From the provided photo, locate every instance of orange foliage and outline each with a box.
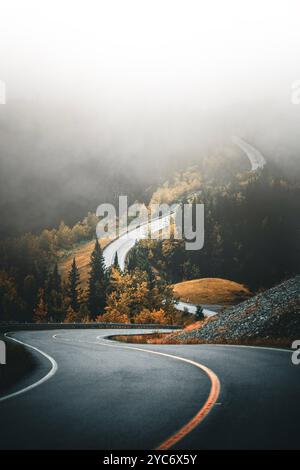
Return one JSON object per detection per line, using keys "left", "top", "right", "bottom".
{"left": 134, "top": 308, "right": 168, "bottom": 324}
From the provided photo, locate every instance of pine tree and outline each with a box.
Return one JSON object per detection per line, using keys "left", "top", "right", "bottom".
{"left": 51, "top": 263, "right": 63, "bottom": 321}
{"left": 88, "top": 239, "right": 107, "bottom": 319}
{"left": 195, "top": 305, "right": 204, "bottom": 321}
{"left": 113, "top": 252, "right": 120, "bottom": 269}
{"left": 68, "top": 258, "right": 81, "bottom": 312}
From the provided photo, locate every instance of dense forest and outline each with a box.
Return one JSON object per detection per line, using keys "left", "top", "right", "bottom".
{"left": 0, "top": 151, "right": 299, "bottom": 323}
{"left": 127, "top": 165, "right": 300, "bottom": 290}
{"left": 0, "top": 211, "right": 182, "bottom": 324}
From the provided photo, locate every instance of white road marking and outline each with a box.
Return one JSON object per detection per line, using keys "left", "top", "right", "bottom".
{"left": 208, "top": 343, "right": 292, "bottom": 354}
{"left": 0, "top": 332, "right": 58, "bottom": 403}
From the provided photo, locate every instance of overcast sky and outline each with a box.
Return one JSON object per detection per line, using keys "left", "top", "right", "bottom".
{"left": 1, "top": 1, "right": 300, "bottom": 109}
{"left": 0, "top": 0, "right": 300, "bottom": 232}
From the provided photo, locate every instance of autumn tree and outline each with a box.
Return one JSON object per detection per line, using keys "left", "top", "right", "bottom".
{"left": 78, "top": 303, "right": 91, "bottom": 323}
{"left": 33, "top": 288, "right": 47, "bottom": 323}
{"left": 103, "top": 268, "right": 147, "bottom": 323}
{"left": 56, "top": 221, "right": 74, "bottom": 249}
{"left": 103, "top": 267, "right": 177, "bottom": 324}
{"left": 134, "top": 308, "right": 167, "bottom": 324}
{"left": 64, "top": 305, "right": 79, "bottom": 323}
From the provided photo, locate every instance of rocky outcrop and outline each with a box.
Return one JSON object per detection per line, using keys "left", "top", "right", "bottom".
{"left": 168, "top": 276, "right": 300, "bottom": 345}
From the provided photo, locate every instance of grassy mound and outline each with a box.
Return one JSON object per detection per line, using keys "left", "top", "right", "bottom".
{"left": 173, "top": 277, "right": 251, "bottom": 305}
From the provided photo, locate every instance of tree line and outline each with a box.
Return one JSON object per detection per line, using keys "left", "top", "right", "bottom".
{"left": 0, "top": 236, "right": 181, "bottom": 325}
{"left": 127, "top": 166, "right": 300, "bottom": 290}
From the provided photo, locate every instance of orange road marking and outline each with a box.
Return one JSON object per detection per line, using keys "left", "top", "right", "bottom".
{"left": 54, "top": 333, "right": 221, "bottom": 450}
{"left": 96, "top": 339, "right": 221, "bottom": 450}
{"left": 155, "top": 357, "right": 220, "bottom": 450}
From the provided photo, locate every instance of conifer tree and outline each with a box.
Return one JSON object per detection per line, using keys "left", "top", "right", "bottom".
{"left": 88, "top": 239, "right": 107, "bottom": 319}
{"left": 68, "top": 258, "right": 81, "bottom": 312}
{"left": 195, "top": 305, "right": 204, "bottom": 321}
{"left": 46, "top": 263, "right": 63, "bottom": 321}
{"left": 113, "top": 252, "right": 120, "bottom": 269}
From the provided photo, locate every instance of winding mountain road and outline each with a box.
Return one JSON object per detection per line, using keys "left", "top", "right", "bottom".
{"left": 103, "top": 213, "right": 172, "bottom": 271}
{"left": 103, "top": 137, "right": 266, "bottom": 316}
{"left": 0, "top": 329, "right": 299, "bottom": 450}
{"left": 0, "top": 140, "right": 277, "bottom": 450}
{"left": 232, "top": 136, "right": 266, "bottom": 171}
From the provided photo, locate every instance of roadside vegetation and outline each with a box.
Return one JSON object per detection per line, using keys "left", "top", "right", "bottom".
{"left": 110, "top": 332, "right": 171, "bottom": 344}
{"left": 0, "top": 231, "right": 189, "bottom": 325}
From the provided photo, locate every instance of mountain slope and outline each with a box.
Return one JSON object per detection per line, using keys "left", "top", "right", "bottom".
{"left": 165, "top": 276, "right": 300, "bottom": 346}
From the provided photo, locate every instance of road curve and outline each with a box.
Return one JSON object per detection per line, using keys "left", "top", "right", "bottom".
{"left": 103, "top": 138, "right": 266, "bottom": 317}
{"left": 102, "top": 211, "right": 218, "bottom": 316}
{"left": 103, "top": 213, "right": 172, "bottom": 271}
{"left": 0, "top": 329, "right": 299, "bottom": 450}
{"left": 232, "top": 136, "right": 266, "bottom": 171}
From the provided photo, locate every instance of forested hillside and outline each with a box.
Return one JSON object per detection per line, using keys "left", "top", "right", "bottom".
{"left": 0, "top": 149, "right": 299, "bottom": 324}
{"left": 127, "top": 165, "right": 300, "bottom": 290}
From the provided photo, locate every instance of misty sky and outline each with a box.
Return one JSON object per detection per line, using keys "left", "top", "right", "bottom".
{"left": 1, "top": 0, "right": 300, "bottom": 233}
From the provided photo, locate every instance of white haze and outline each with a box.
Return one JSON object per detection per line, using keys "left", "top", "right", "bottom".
{"left": 0, "top": 2, "right": 299, "bottom": 91}
{"left": 0, "top": 0, "right": 300, "bottom": 232}
{"left": 1, "top": 1, "right": 300, "bottom": 125}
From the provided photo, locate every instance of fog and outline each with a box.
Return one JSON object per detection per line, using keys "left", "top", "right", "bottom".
{"left": 1, "top": 0, "right": 300, "bottom": 234}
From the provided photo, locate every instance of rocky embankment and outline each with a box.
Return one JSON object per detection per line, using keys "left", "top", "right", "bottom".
{"left": 165, "top": 276, "right": 300, "bottom": 346}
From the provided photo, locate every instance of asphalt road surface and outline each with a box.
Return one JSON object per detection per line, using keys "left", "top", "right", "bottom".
{"left": 0, "top": 329, "right": 299, "bottom": 450}
{"left": 175, "top": 301, "right": 222, "bottom": 317}
{"left": 232, "top": 136, "right": 266, "bottom": 171}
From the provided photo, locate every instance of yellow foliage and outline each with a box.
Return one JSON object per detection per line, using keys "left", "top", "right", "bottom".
{"left": 150, "top": 170, "right": 201, "bottom": 205}
{"left": 33, "top": 289, "right": 47, "bottom": 323}
{"left": 134, "top": 308, "right": 168, "bottom": 324}
{"left": 96, "top": 311, "right": 130, "bottom": 324}
{"left": 64, "top": 306, "right": 79, "bottom": 323}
